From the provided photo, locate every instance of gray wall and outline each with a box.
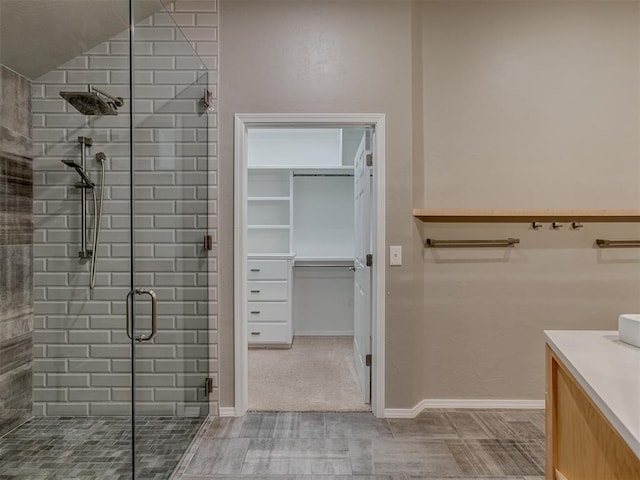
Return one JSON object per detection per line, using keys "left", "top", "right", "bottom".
{"left": 32, "top": 1, "right": 219, "bottom": 416}
{"left": 0, "top": 65, "right": 33, "bottom": 435}
{"left": 219, "top": 0, "right": 640, "bottom": 409}
{"left": 417, "top": 1, "right": 640, "bottom": 401}
{"left": 218, "top": 0, "right": 421, "bottom": 409}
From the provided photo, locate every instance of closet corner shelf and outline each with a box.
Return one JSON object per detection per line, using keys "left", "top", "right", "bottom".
{"left": 412, "top": 209, "right": 640, "bottom": 223}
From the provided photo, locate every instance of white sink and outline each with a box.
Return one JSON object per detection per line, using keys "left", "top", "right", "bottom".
{"left": 619, "top": 314, "right": 640, "bottom": 348}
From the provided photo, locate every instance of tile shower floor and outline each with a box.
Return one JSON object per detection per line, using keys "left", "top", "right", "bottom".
{"left": 0, "top": 416, "right": 204, "bottom": 480}
{"left": 172, "top": 410, "right": 546, "bottom": 480}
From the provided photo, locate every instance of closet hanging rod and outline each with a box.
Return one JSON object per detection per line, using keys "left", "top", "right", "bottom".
{"left": 595, "top": 239, "right": 640, "bottom": 248}
{"left": 426, "top": 238, "right": 520, "bottom": 248}
{"left": 294, "top": 264, "right": 354, "bottom": 268}
{"left": 292, "top": 173, "right": 353, "bottom": 177}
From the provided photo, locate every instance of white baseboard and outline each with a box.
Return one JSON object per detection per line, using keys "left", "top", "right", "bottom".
{"left": 218, "top": 407, "right": 236, "bottom": 417}
{"left": 384, "top": 398, "right": 545, "bottom": 418}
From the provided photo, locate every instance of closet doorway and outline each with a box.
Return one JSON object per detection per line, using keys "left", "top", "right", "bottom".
{"left": 233, "top": 114, "right": 386, "bottom": 417}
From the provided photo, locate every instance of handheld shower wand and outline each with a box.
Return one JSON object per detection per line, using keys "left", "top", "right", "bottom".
{"left": 61, "top": 160, "right": 95, "bottom": 187}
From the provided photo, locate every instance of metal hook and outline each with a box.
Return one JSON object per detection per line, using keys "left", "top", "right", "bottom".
{"left": 571, "top": 222, "right": 583, "bottom": 230}
{"left": 532, "top": 222, "right": 543, "bottom": 230}
{"left": 552, "top": 222, "right": 564, "bottom": 230}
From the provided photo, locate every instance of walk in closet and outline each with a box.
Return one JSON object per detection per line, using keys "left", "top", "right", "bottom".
{"left": 244, "top": 126, "right": 370, "bottom": 411}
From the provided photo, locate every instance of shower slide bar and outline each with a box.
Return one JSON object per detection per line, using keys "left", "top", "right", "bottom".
{"left": 595, "top": 239, "right": 640, "bottom": 248}
{"left": 77, "top": 136, "right": 92, "bottom": 258}
{"left": 426, "top": 238, "right": 520, "bottom": 248}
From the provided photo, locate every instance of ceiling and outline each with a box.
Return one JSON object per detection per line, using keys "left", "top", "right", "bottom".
{"left": 0, "top": 0, "right": 168, "bottom": 79}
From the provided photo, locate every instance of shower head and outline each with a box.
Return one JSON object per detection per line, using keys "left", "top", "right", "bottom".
{"left": 60, "top": 86, "right": 124, "bottom": 116}
{"left": 62, "top": 160, "right": 95, "bottom": 187}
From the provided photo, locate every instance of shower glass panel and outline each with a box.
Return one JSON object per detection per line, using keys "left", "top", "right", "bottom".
{"left": 2, "top": 0, "right": 138, "bottom": 475}
{"left": 0, "top": 0, "right": 209, "bottom": 478}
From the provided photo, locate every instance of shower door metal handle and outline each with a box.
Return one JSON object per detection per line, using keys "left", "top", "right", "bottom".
{"left": 126, "top": 288, "right": 158, "bottom": 342}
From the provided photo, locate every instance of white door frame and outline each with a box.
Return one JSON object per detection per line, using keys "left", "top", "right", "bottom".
{"left": 233, "top": 113, "right": 386, "bottom": 417}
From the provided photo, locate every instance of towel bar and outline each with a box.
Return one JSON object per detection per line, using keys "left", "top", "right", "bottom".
{"left": 426, "top": 238, "right": 520, "bottom": 248}
{"left": 595, "top": 239, "right": 640, "bottom": 248}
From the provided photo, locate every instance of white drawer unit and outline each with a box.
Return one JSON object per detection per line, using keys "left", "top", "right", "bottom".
{"left": 247, "top": 323, "right": 291, "bottom": 345}
{"left": 247, "top": 302, "right": 289, "bottom": 322}
{"left": 248, "top": 260, "right": 288, "bottom": 280}
{"left": 246, "top": 255, "right": 294, "bottom": 346}
{"left": 247, "top": 281, "right": 288, "bottom": 301}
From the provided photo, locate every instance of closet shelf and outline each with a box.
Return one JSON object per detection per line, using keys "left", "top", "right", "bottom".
{"left": 248, "top": 196, "right": 290, "bottom": 202}
{"left": 247, "top": 225, "right": 290, "bottom": 229}
{"left": 249, "top": 166, "right": 354, "bottom": 172}
{"left": 294, "top": 256, "right": 354, "bottom": 263}
{"left": 248, "top": 252, "right": 296, "bottom": 259}
{"left": 412, "top": 209, "right": 640, "bottom": 223}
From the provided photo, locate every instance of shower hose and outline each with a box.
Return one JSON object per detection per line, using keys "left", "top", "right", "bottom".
{"left": 89, "top": 157, "right": 106, "bottom": 289}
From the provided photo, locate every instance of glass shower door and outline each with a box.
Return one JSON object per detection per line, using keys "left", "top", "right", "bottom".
{"left": 129, "top": 4, "right": 210, "bottom": 477}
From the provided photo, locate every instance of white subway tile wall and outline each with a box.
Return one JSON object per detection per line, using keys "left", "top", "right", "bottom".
{"left": 32, "top": 1, "right": 218, "bottom": 417}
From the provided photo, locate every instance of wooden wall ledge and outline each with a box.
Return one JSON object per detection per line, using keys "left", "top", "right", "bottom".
{"left": 412, "top": 209, "right": 640, "bottom": 223}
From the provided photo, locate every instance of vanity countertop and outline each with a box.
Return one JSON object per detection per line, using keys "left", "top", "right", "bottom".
{"left": 545, "top": 330, "right": 640, "bottom": 458}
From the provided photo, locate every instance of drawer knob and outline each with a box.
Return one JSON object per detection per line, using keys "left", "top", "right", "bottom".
{"left": 250, "top": 268, "right": 261, "bottom": 272}
{"left": 250, "top": 311, "right": 260, "bottom": 314}
{"left": 251, "top": 331, "right": 261, "bottom": 335}
{"left": 250, "top": 290, "right": 260, "bottom": 294}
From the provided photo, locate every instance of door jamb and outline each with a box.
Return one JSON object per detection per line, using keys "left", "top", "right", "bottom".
{"left": 233, "top": 113, "right": 386, "bottom": 417}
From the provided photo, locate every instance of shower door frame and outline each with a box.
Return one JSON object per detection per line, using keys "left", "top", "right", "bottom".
{"left": 127, "top": 1, "right": 138, "bottom": 475}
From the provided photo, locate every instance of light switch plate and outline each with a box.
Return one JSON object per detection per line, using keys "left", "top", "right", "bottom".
{"left": 390, "top": 245, "right": 402, "bottom": 266}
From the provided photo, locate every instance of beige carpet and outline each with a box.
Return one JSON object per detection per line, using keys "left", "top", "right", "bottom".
{"left": 248, "top": 336, "right": 370, "bottom": 412}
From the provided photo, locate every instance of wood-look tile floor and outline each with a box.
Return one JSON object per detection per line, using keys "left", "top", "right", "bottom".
{"left": 172, "top": 410, "right": 545, "bottom": 480}
{"left": 0, "top": 416, "right": 204, "bottom": 479}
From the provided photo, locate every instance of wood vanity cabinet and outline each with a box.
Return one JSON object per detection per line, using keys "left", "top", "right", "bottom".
{"left": 546, "top": 346, "right": 640, "bottom": 480}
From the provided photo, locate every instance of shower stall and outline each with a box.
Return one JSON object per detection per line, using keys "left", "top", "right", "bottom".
{"left": 0, "top": 0, "right": 215, "bottom": 478}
